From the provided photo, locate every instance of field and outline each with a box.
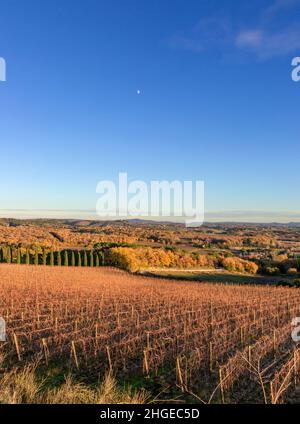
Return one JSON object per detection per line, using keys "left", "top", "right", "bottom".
{"left": 141, "top": 269, "right": 288, "bottom": 285}
{"left": 1, "top": 264, "right": 300, "bottom": 404}
{"left": 1, "top": 220, "right": 300, "bottom": 283}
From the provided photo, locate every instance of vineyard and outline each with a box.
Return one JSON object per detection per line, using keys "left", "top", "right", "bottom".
{"left": 0, "top": 264, "right": 300, "bottom": 404}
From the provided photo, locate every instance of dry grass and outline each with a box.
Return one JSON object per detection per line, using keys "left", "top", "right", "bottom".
{"left": 44, "top": 372, "right": 148, "bottom": 404}
{"left": 0, "top": 367, "right": 147, "bottom": 404}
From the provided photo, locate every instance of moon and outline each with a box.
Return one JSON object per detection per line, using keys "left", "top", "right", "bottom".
{"left": 137, "top": 90, "right": 141, "bottom": 95}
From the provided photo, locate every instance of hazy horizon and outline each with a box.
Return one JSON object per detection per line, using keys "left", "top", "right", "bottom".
{"left": 1, "top": 208, "right": 300, "bottom": 224}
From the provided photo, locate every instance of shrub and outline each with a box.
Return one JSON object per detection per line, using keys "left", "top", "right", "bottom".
{"left": 276, "top": 281, "right": 293, "bottom": 288}
{"left": 265, "top": 266, "right": 280, "bottom": 275}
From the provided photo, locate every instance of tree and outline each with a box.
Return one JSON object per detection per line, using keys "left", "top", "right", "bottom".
{"left": 26, "top": 249, "right": 30, "bottom": 265}
{"left": 71, "top": 251, "right": 75, "bottom": 267}
{"left": 64, "top": 251, "right": 69, "bottom": 266}
{"left": 34, "top": 251, "right": 39, "bottom": 265}
{"left": 16, "top": 249, "right": 21, "bottom": 265}
{"left": 89, "top": 251, "right": 94, "bottom": 267}
{"left": 221, "top": 257, "right": 258, "bottom": 274}
{"left": 6, "top": 246, "right": 12, "bottom": 264}
{"left": 1, "top": 247, "right": 6, "bottom": 262}
{"left": 99, "top": 252, "right": 104, "bottom": 266}
{"left": 77, "top": 251, "right": 82, "bottom": 267}
{"left": 50, "top": 251, "right": 54, "bottom": 266}
{"left": 83, "top": 251, "right": 88, "bottom": 267}
{"left": 57, "top": 252, "right": 61, "bottom": 266}
{"left": 43, "top": 250, "right": 47, "bottom": 266}
{"left": 95, "top": 254, "right": 100, "bottom": 267}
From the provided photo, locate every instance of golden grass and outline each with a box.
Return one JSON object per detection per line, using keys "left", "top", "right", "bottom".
{"left": 0, "top": 366, "right": 148, "bottom": 404}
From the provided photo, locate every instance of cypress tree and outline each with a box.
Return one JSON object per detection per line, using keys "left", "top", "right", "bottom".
{"left": 3, "top": 246, "right": 8, "bottom": 262}
{"left": 43, "top": 250, "right": 47, "bottom": 266}
{"left": 89, "top": 251, "right": 94, "bottom": 267}
{"left": 77, "top": 251, "right": 82, "bottom": 267}
{"left": 16, "top": 249, "right": 21, "bottom": 264}
{"left": 71, "top": 251, "right": 75, "bottom": 267}
{"left": 2, "top": 247, "right": 6, "bottom": 262}
{"left": 83, "top": 250, "right": 88, "bottom": 267}
{"left": 64, "top": 251, "right": 69, "bottom": 266}
{"left": 6, "top": 246, "right": 12, "bottom": 264}
{"left": 95, "top": 254, "right": 100, "bottom": 267}
{"left": 3, "top": 247, "right": 7, "bottom": 262}
{"left": 57, "top": 251, "right": 62, "bottom": 266}
{"left": 34, "top": 251, "right": 39, "bottom": 265}
{"left": 99, "top": 252, "right": 104, "bottom": 266}
{"left": 50, "top": 251, "right": 54, "bottom": 266}
{"left": 26, "top": 249, "right": 30, "bottom": 265}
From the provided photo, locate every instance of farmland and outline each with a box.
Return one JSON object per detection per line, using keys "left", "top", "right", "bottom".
{"left": 1, "top": 219, "right": 300, "bottom": 284}
{"left": 0, "top": 264, "right": 300, "bottom": 404}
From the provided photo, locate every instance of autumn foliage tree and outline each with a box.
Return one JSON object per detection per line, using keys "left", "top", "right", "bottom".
{"left": 221, "top": 257, "right": 258, "bottom": 274}
{"left": 109, "top": 247, "right": 218, "bottom": 273}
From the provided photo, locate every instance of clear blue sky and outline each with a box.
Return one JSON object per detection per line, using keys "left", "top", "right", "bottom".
{"left": 0, "top": 0, "right": 300, "bottom": 221}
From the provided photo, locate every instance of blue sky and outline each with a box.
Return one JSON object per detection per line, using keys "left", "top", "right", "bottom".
{"left": 0, "top": 0, "right": 300, "bottom": 221}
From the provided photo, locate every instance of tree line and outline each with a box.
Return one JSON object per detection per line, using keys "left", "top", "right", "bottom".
{"left": 0, "top": 246, "right": 104, "bottom": 267}
{"left": 109, "top": 246, "right": 259, "bottom": 274}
